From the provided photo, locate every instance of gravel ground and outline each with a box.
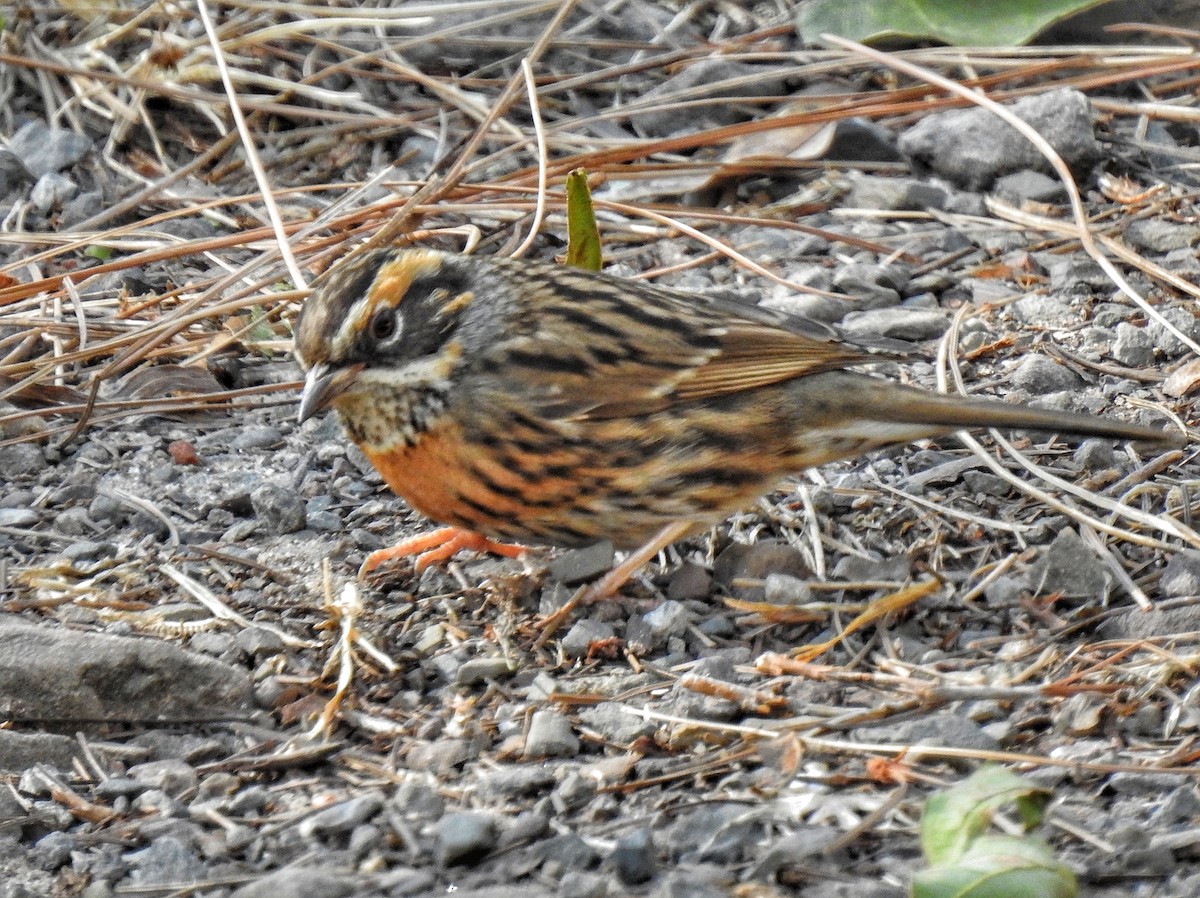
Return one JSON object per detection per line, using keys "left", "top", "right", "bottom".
{"left": 2, "top": 4, "right": 1200, "bottom": 897}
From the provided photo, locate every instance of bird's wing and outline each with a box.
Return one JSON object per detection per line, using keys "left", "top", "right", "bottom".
{"left": 482, "top": 273, "right": 888, "bottom": 421}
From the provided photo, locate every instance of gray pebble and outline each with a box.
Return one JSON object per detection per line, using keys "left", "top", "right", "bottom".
{"left": 61, "top": 541, "right": 115, "bottom": 562}
{"left": 624, "top": 616, "right": 662, "bottom": 655}
{"left": 250, "top": 483, "right": 306, "bottom": 533}
{"left": 548, "top": 540, "right": 615, "bottom": 585}
{"left": 631, "top": 59, "right": 786, "bottom": 137}
{"left": 845, "top": 175, "right": 948, "bottom": 211}
{"left": 640, "top": 600, "right": 690, "bottom": 641}
{"left": 561, "top": 619, "right": 616, "bottom": 660}
{"left": 0, "top": 149, "right": 29, "bottom": 194}
{"left": 435, "top": 811, "right": 498, "bottom": 866}
{"left": 232, "top": 426, "right": 284, "bottom": 450}
{"left": 967, "top": 278, "right": 1015, "bottom": 305}
{"left": 478, "top": 766, "right": 557, "bottom": 801}
{"left": 832, "top": 552, "right": 911, "bottom": 582}
{"left": 1125, "top": 219, "right": 1200, "bottom": 253}
{"left": 1160, "top": 551, "right": 1200, "bottom": 597}
{"left": 52, "top": 506, "right": 94, "bottom": 536}
{"left": 0, "top": 488, "right": 37, "bottom": 508}
{"left": 8, "top": 121, "right": 92, "bottom": 178}
{"left": 957, "top": 330, "right": 991, "bottom": 354}
{"left": 222, "top": 520, "right": 259, "bottom": 542}
{"left": 0, "top": 444, "right": 46, "bottom": 479}
{"left": 762, "top": 572, "right": 812, "bottom": 604}
{"left": 1147, "top": 307, "right": 1200, "bottom": 357}
{"left": 1044, "top": 256, "right": 1110, "bottom": 291}
{"left": 840, "top": 307, "right": 949, "bottom": 341}
{"left": 298, "top": 793, "right": 383, "bottom": 837}
{"left": 979, "top": 571, "right": 1027, "bottom": 607}
{"left": 750, "top": 828, "right": 839, "bottom": 878}
{"left": 611, "top": 828, "right": 657, "bottom": 885}
{"left": 59, "top": 189, "right": 104, "bottom": 228}
{"left": 535, "top": 832, "right": 601, "bottom": 877}
{"left": 832, "top": 263, "right": 907, "bottom": 304}
{"left": 235, "top": 627, "right": 286, "bottom": 657}
{"left": 1111, "top": 322, "right": 1154, "bottom": 367}
{"left": 1009, "top": 355, "right": 1083, "bottom": 394}
{"left": 230, "top": 866, "right": 359, "bottom": 898}
{"left": 347, "top": 822, "right": 381, "bottom": 859}
{"left": 393, "top": 779, "right": 444, "bottom": 821}
{"left": 994, "top": 169, "right": 1066, "bottom": 203}
{"left": 305, "top": 510, "right": 341, "bottom": 532}
{"left": 653, "top": 868, "right": 729, "bottom": 898}
{"left": 7, "top": 744, "right": 70, "bottom": 785}
{"left": 1011, "top": 295, "right": 1078, "bottom": 328}
{"left": 124, "top": 835, "right": 206, "bottom": 885}
{"left": 130, "top": 788, "right": 187, "bottom": 817}
{"left": 380, "top": 868, "right": 438, "bottom": 896}
{"left": 0, "top": 508, "right": 38, "bottom": 527}
{"left": 667, "top": 660, "right": 741, "bottom": 722}
{"left": 712, "top": 540, "right": 809, "bottom": 601}
{"left": 88, "top": 493, "right": 129, "bottom": 524}
{"left": 30, "top": 173, "right": 77, "bottom": 212}
{"left": 961, "top": 471, "right": 1011, "bottom": 497}
{"left": 577, "top": 702, "right": 658, "bottom": 745}
{"left": 1151, "top": 786, "right": 1200, "bottom": 825}
{"left": 1029, "top": 528, "right": 1110, "bottom": 598}
{"left": 666, "top": 562, "right": 711, "bottom": 601}
{"left": 856, "top": 710, "right": 999, "bottom": 751}
{"left": 1092, "top": 302, "right": 1134, "bottom": 327}
{"left": 557, "top": 871, "right": 609, "bottom": 898}
{"left": 1073, "top": 438, "right": 1118, "bottom": 471}
{"left": 827, "top": 118, "right": 902, "bottom": 162}
{"left": 30, "top": 831, "right": 75, "bottom": 870}
{"left": 404, "top": 740, "right": 466, "bottom": 776}
{"left": 126, "top": 760, "right": 198, "bottom": 798}
{"left": 456, "top": 657, "right": 516, "bottom": 686}
{"left": 761, "top": 292, "right": 847, "bottom": 323}
{"left": 220, "top": 788, "right": 268, "bottom": 823}
{"left": 523, "top": 709, "right": 580, "bottom": 759}
{"left": 95, "top": 777, "right": 145, "bottom": 800}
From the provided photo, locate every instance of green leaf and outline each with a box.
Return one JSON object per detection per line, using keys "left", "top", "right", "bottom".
{"left": 920, "top": 766, "right": 1051, "bottom": 865}
{"left": 247, "top": 305, "right": 276, "bottom": 345}
{"left": 798, "top": 0, "right": 1115, "bottom": 47}
{"left": 564, "top": 168, "right": 602, "bottom": 271}
{"left": 83, "top": 245, "right": 113, "bottom": 260}
{"left": 912, "top": 834, "right": 1076, "bottom": 898}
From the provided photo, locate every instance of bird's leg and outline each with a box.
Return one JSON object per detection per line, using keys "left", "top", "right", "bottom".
{"left": 359, "top": 526, "right": 527, "bottom": 579}
{"left": 535, "top": 520, "right": 698, "bottom": 639}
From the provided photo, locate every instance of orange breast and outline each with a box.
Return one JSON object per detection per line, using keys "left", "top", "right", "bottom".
{"left": 362, "top": 421, "right": 465, "bottom": 521}
{"left": 360, "top": 418, "right": 542, "bottom": 539}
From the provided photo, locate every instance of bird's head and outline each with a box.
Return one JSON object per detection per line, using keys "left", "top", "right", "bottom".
{"left": 294, "top": 247, "right": 476, "bottom": 426}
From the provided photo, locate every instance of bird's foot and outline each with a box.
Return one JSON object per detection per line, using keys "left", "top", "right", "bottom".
{"left": 359, "top": 526, "right": 527, "bottom": 579}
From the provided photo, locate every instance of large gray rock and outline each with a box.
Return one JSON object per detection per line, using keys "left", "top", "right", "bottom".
{"left": 900, "top": 89, "right": 1100, "bottom": 190}
{"left": 0, "top": 622, "right": 254, "bottom": 726}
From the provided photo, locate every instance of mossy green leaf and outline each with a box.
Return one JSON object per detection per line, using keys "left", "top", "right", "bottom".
{"left": 564, "top": 168, "right": 602, "bottom": 271}
{"left": 912, "top": 834, "right": 1076, "bottom": 898}
{"left": 921, "top": 766, "right": 1051, "bottom": 865}
{"left": 798, "top": 0, "right": 1114, "bottom": 47}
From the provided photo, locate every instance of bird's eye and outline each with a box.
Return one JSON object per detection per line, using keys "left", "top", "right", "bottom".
{"left": 370, "top": 308, "right": 399, "bottom": 342}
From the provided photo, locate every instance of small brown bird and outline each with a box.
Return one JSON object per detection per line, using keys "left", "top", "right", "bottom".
{"left": 295, "top": 248, "right": 1178, "bottom": 597}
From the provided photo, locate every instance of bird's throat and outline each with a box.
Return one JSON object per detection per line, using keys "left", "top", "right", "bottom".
{"left": 337, "top": 383, "right": 449, "bottom": 454}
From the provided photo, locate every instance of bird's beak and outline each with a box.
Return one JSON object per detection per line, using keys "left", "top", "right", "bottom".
{"left": 298, "top": 362, "right": 363, "bottom": 423}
